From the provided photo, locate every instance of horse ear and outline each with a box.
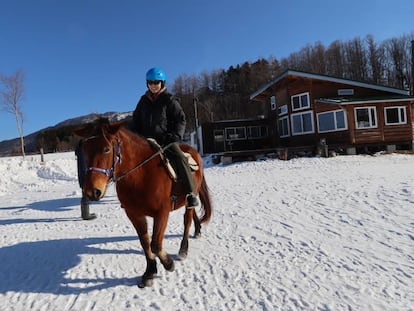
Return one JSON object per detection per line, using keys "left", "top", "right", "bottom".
{"left": 73, "top": 123, "right": 94, "bottom": 138}
{"left": 107, "top": 120, "right": 125, "bottom": 135}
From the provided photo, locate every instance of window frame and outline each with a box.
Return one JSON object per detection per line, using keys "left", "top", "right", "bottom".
{"left": 291, "top": 92, "right": 310, "bottom": 111}
{"left": 354, "top": 107, "right": 378, "bottom": 129}
{"left": 290, "top": 111, "right": 314, "bottom": 136}
{"left": 225, "top": 127, "right": 246, "bottom": 141}
{"left": 213, "top": 129, "right": 224, "bottom": 142}
{"left": 317, "top": 109, "right": 348, "bottom": 133}
{"left": 384, "top": 106, "right": 407, "bottom": 125}
{"left": 278, "top": 116, "right": 290, "bottom": 138}
{"left": 247, "top": 125, "right": 268, "bottom": 139}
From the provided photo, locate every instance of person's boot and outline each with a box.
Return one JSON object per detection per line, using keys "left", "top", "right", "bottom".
{"left": 81, "top": 196, "right": 97, "bottom": 220}
{"left": 186, "top": 193, "right": 200, "bottom": 209}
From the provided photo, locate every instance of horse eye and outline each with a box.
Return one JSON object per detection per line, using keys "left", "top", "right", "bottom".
{"left": 103, "top": 146, "right": 111, "bottom": 154}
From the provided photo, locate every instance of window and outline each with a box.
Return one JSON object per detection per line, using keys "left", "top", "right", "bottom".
{"left": 291, "top": 92, "right": 310, "bottom": 111}
{"left": 355, "top": 107, "right": 377, "bottom": 129}
{"left": 385, "top": 106, "right": 406, "bottom": 125}
{"left": 247, "top": 126, "right": 268, "bottom": 139}
{"left": 317, "top": 110, "right": 347, "bottom": 133}
{"left": 225, "top": 127, "right": 246, "bottom": 140}
{"left": 291, "top": 111, "right": 314, "bottom": 135}
{"left": 270, "top": 96, "right": 276, "bottom": 110}
{"left": 278, "top": 116, "right": 290, "bottom": 137}
{"left": 278, "top": 104, "right": 288, "bottom": 116}
{"left": 213, "top": 130, "right": 224, "bottom": 142}
{"left": 338, "top": 89, "right": 354, "bottom": 96}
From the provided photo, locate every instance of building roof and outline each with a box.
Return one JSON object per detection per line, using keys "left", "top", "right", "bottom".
{"left": 316, "top": 95, "right": 414, "bottom": 105}
{"left": 250, "top": 69, "right": 410, "bottom": 101}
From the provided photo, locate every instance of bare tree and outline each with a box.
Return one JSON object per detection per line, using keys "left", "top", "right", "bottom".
{"left": 0, "top": 69, "right": 26, "bottom": 157}
{"left": 366, "top": 35, "right": 384, "bottom": 84}
{"left": 325, "top": 40, "right": 344, "bottom": 77}
{"left": 344, "top": 37, "right": 368, "bottom": 81}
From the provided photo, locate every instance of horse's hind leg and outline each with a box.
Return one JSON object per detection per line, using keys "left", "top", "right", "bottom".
{"left": 179, "top": 208, "right": 194, "bottom": 259}
{"left": 193, "top": 211, "right": 201, "bottom": 238}
{"left": 126, "top": 211, "right": 157, "bottom": 288}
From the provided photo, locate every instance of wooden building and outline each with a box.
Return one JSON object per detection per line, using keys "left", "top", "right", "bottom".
{"left": 196, "top": 118, "right": 274, "bottom": 160}
{"left": 250, "top": 70, "right": 414, "bottom": 155}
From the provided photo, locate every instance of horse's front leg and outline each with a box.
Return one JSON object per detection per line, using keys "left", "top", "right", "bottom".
{"left": 139, "top": 231, "right": 158, "bottom": 288}
{"left": 125, "top": 210, "right": 157, "bottom": 288}
{"left": 179, "top": 208, "right": 194, "bottom": 259}
{"left": 151, "top": 211, "right": 174, "bottom": 272}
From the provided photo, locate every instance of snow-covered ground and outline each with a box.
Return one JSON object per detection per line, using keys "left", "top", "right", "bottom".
{"left": 0, "top": 151, "right": 413, "bottom": 310}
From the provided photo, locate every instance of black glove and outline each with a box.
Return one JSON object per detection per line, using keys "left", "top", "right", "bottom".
{"left": 164, "top": 133, "right": 179, "bottom": 144}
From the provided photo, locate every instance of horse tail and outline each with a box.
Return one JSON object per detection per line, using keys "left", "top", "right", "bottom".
{"left": 198, "top": 175, "right": 212, "bottom": 224}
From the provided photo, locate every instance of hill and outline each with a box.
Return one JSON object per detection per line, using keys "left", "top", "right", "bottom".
{"left": 0, "top": 111, "right": 132, "bottom": 156}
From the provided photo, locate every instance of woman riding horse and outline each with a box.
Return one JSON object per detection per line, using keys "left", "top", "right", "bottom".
{"left": 75, "top": 117, "right": 212, "bottom": 287}
{"left": 131, "top": 67, "right": 199, "bottom": 208}
{"left": 74, "top": 67, "right": 212, "bottom": 287}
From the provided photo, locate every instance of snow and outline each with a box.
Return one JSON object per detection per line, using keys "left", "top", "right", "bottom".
{"left": 0, "top": 151, "right": 413, "bottom": 310}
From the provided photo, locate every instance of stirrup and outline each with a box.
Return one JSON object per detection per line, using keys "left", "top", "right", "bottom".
{"left": 186, "top": 193, "right": 199, "bottom": 209}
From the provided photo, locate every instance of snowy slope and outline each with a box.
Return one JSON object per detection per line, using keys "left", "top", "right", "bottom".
{"left": 0, "top": 152, "right": 413, "bottom": 310}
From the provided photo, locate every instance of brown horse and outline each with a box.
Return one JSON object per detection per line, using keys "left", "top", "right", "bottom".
{"left": 74, "top": 117, "right": 212, "bottom": 288}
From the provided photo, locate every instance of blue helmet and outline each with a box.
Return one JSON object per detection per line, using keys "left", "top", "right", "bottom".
{"left": 146, "top": 67, "right": 166, "bottom": 81}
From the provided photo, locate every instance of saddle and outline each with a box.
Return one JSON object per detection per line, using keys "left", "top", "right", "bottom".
{"left": 147, "top": 138, "right": 199, "bottom": 181}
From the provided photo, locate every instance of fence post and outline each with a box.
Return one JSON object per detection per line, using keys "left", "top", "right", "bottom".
{"left": 40, "top": 148, "right": 45, "bottom": 165}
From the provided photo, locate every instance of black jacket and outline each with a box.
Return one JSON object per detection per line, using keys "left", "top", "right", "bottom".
{"left": 132, "top": 91, "right": 186, "bottom": 145}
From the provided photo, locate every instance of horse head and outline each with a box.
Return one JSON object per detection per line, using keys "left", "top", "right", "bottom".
{"left": 74, "top": 117, "right": 124, "bottom": 201}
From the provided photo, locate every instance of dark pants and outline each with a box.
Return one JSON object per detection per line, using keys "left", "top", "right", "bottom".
{"left": 75, "top": 141, "right": 96, "bottom": 219}
{"left": 164, "top": 143, "right": 195, "bottom": 194}
{"left": 75, "top": 142, "right": 87, "bottom": 188}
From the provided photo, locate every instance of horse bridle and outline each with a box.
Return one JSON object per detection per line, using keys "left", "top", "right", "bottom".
{"left": 84, "top": 135, "right": 170, "bottom": 183}
{"left": 86, "top": 136, "right": 122, "bottom": 182}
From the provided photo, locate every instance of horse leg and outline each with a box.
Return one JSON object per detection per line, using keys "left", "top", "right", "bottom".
{"left": 179, "top": 208, "right": 194, "bottom": 259}
{"left": 138, "top": 232, "right": 158, "bottom": 288}
{"left": 193, "top": 211, "right": 201, "bottom": 239}
{"left": 151, "top": 211, "right": 175, "bottom": 272}
{"left": 126, "top": 211, "right": 157, "bottom": 288}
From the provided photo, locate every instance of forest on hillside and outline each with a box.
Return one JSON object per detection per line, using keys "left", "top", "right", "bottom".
{"left": 172, "top": 33, "right": 414, "bottom": 131}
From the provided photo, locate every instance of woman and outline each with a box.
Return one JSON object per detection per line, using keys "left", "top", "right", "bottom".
{"left": 131, "top": 67, "right": 199, "bottom": 208}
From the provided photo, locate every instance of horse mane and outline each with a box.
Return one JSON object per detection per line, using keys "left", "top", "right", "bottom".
{"left": 74, "top": 115, "right": 127, "bottom": 139}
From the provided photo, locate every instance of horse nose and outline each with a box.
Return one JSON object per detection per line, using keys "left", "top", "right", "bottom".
{"left": 93, "top": 188, "right": 102, "bottom": 200}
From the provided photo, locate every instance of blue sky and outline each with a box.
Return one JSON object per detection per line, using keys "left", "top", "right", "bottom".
{"left": 1, "top": 0, "right": 413, "bottom": 142}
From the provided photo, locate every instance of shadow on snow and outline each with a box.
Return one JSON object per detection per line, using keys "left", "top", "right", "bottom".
{"left": 0, "top": 197, "right": 82, "bottom": 213}
{"left": 0, "top": 196, "right": 119, "bottom": 225}
{"left": 0, "top": 236, "right": 142, "bottom": 294}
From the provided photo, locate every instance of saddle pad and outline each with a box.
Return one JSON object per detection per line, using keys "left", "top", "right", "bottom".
{"left": 184, "top": 152, "right": 199, "bottom": 171}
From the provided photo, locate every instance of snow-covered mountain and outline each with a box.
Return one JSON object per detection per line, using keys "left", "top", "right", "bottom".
{"left": 0, "top": 111, "right": 133, "bottom": 156}
{"left": 53, "top": 111, "right": 133, "bottom": 128}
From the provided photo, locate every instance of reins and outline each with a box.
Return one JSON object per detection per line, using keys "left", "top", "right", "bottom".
{"left": 114, "top": 141, "right": 175, "bottom": 182}
{"left": 86, "top": 134, "right": 174, "bottom": 183}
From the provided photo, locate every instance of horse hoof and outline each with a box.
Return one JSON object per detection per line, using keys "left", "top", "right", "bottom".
{"left": 193, "top": 232, "right": 201, "bottom": 239}
{"left": 138, "top": 277, "right": 154, "bottom": 288}
{"left": 165, "top": 260, "right": 175, "bottom": 272}
{"left": 178, "top": 251, "right": 187, "bottom": 260}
